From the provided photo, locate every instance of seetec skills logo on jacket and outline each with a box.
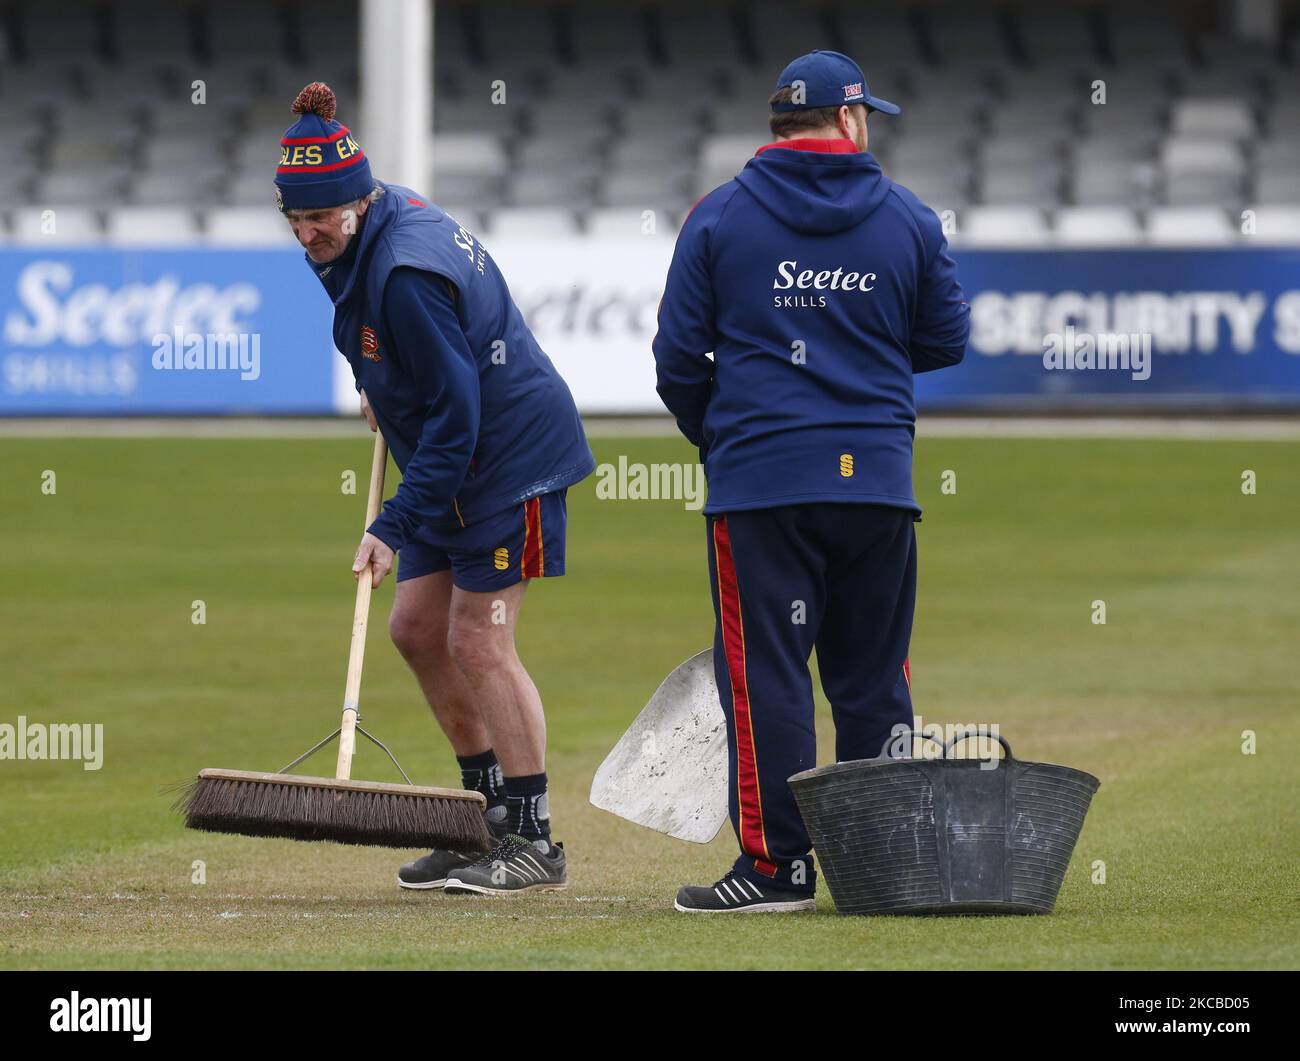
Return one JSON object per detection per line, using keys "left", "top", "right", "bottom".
{"left": 772, "top": 258, "right": 879, "bottom": 308}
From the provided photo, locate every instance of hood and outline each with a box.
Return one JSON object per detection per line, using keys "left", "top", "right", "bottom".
{"left": 733, "top": 140, "right": 894, "bottom": 236}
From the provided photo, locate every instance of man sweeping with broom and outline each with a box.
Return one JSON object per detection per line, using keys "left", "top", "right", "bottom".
{"left": 273, "top": 83, "right": 594, "bottom": 894}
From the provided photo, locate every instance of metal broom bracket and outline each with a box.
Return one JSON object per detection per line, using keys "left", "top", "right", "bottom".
{"left": 278, "top": 729, "right": 343, "bottom": 773}
{"left": 354, "top": 725, "right": 414, "bottom": 785}
{"left": 276, "top": 722, "right": 414, "bottom": 785}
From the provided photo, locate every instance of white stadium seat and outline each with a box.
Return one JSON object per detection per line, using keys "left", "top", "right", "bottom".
{"left": 1169, "top": 98, "right": 1257, "bottom": 140}
{"left": 1255, "top": 172, "right": 1300, "bottom": 205}
{"left": 8, "top": 206, "right": 104, "bottom": 244}
{"left": 487, "top": 208, "right": 580, "bottom": 239}
{"left": 1146, "top": 207, "right": 1238, "bottom": 246}
{"left": 1242, "top": 206, "right": 1300, "bottom": 245}
{"left": 1053, "top": 207, "right": 1145, "bottom": 247}
{"left": 954, "top": 207, "right": 1051, "bottom": 247}
{"left": 585, "top": 208, "right": 676, "bottom": 239}
{"left": 105, "top": 207, "right": 202, "bottom": 245}
{"left": 431, "top": 134, "right": 510, "bottom": 178}
{"left": 1160, "top": 139, "right": 1248, "bottom": 205}
{"left": 1160, "top": 138, "right": 1245, "bottom": 176}
{"left": 203, "top": 207, "right": 299, "bottom": 246}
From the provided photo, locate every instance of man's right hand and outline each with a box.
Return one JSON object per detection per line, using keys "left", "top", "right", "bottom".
{"left": 359, "top": 388, "right": 378, "bottom": 432}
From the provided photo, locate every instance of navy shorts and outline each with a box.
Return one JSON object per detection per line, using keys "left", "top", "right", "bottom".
{"left": 396, "top": 489, "right": 568, "bottom": 593}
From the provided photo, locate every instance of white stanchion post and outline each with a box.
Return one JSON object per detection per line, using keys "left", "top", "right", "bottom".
{"left": 359, "top": 0, "right": 432, "bottom": 194}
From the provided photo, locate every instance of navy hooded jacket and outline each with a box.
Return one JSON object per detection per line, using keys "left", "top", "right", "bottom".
{"left": 653, "top": 138, "right": 969, "bottom": 515}
{"left": 311, "top": 183, "right": 595, "bottom": 551}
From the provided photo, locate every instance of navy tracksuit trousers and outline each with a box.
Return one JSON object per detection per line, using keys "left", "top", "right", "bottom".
{"left": 706, "top": 503, "right": 917, "bottom": 894}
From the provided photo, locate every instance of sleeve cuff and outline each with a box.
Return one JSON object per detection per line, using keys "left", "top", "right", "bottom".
{"left": 366, "top": 511, "right": 408, "bottom": 554}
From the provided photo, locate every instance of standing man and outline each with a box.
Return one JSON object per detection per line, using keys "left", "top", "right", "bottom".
{"left": 275, "top": 83, "right": 594, "bottom": 894}
{"left": 654, "top": 51, "right": 968, "bottom": 913}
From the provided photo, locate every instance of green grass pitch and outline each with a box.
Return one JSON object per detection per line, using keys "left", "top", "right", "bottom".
{"left": 0, "top": 431, "right": 1296, "bottom": 969}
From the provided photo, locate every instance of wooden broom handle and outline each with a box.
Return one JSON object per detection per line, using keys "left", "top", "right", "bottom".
{"left": 336, "top": 432, "right": 389, "bottom": 782}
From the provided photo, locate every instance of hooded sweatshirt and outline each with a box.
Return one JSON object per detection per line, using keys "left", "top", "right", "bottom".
{"left": 311, "top": 182, "right": 595, "bottom": 551}
{"left": 653, "top": 139, "right": 969, "bottom": 515}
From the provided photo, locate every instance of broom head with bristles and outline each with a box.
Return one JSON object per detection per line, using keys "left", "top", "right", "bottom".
{"left": 175, "top": 769, "right": 492, "bottom": 851}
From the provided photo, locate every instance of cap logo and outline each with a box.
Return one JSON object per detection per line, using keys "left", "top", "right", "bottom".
{"left": 360, "top": 325, "right": 381, "bottom": 361}
{"left": 843, "top": 82, "right": 864, "bottom": 101}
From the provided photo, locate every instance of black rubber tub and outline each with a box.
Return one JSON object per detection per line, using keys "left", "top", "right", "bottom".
{"left": 788, "top": 732, "right": 1100, "bottom": 915}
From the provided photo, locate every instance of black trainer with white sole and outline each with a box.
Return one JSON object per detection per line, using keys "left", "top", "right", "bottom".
{"left": 398, "top": 848, "right": 481, "bottom": 890}
{"left": 443, "top": 834, "right": 567, "bottom": 895}
{"left": 674, "top": 871, "right": 816, "bottom": 913}
{"left": 397, "top": 803, "right": 511, "bottom": 890}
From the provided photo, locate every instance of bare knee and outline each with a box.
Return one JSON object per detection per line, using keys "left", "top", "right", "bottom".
{"left": 388, "top": 606, "right": 449, "bottom": 663}
{"left": 447, "top": 613, "right": 515, "bottom": 678}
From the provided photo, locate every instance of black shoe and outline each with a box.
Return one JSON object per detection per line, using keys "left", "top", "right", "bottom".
{"left": 397, "top": 847, "right": 482, "bottom": 890}
{"left": 443, "top": 834, "right": 567, "bottom": 895}
{"left": 674, "top": 871, "right": 815, "bottom": 914}
{"left": 396, "top": 802, "right": 510, "bottom": 890}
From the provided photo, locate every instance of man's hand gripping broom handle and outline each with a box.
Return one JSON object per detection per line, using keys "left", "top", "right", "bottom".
{"left": 336, "top": 432, "right": 388, "bottom": 782}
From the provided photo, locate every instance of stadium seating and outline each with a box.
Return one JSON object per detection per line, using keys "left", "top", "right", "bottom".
{"left": 952, "top": 207, "right": 1052, "bottom": 247}
{"left": 203, "top": 206, "right": 300, "bottom": 245}
{"left": 585, "top": 206, "right": 676, "bottom": 238}
{"left": 1053, "top": 206, "right": 1145, "bottom": 245}
{"left": 1146, "top": 206, "right": 1239, "bottom": 245}
{"left": 105, "top": 206, "right": 203, "bottom": 244}
{"left": 484, "top": 207, "right": 580, "bottom": 237}
{"left": 0, "top": 0, "right": 1295, "bottom": 247}
{"left": 8, "top": 205, "right": 104, "bottom": 244}
{"left": 1245, "top": 205, "right": 1300, "bottom": 243}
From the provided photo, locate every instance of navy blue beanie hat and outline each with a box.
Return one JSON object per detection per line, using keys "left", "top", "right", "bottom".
{"left": 274, "top": 82, "right": 373, "bottom": 210}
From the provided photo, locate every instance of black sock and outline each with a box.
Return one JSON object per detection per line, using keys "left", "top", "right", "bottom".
{"left": 457, "top": 750, "right": 504, "bottom": 806}
{"left": 503, "top": 772, "right": 550, "bottom": 842}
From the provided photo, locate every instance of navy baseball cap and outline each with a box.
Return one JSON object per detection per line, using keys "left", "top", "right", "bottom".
{"left": 771, "top": 49, "right": 900, "bottom": 115}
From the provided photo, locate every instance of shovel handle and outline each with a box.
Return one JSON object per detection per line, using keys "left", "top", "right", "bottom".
{"left": 336, "top": 432, "right": 389, "bottom": 782}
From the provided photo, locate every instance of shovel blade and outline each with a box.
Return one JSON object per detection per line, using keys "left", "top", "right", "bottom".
{"left": 590, "top": 649, "right": 729, "bottom": 843}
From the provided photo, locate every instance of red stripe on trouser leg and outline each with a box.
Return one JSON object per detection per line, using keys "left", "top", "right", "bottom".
{"left": 712, "top": 517, "right": 772, "bottom": 867}
{"left": 521, "top": 497, "right": 542, "bottom": 577}
{"left": 903, "top": 656, "right": 911, "bottom": 691}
